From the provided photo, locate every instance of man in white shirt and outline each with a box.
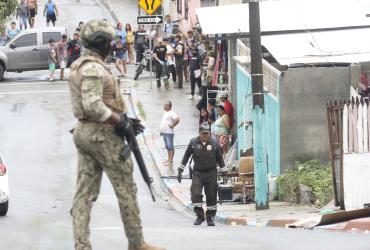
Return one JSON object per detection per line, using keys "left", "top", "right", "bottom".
{"left": 160, "top": 100, "right": 180, "bottom": 165}
{"left": 164, "top": 38, "right": 176, "bottom": 85}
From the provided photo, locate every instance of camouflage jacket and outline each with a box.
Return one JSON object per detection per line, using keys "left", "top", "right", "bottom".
{"left": 68, "top": 49, "right": 126, "bottom": 122}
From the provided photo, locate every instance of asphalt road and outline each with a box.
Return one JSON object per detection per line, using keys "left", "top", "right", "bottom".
{"left": 1, "top": 73, "right": 370, "bottom": 250}
{"left": 0, "top": 0, "right": 369, "bottom": 249}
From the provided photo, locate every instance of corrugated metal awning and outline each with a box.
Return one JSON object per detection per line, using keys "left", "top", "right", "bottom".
{"left": 196, "top": 0, "right": 370, "bottom": 36}
{"left": 261, "top": 28, "right": 370, "bottom": 65}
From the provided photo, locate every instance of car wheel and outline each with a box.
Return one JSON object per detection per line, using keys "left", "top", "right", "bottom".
{"left": 0, "top": 200, "right": 8, "bottom": 216}
{"left": 0, "top": 65, "right": 4, "bottom": 82}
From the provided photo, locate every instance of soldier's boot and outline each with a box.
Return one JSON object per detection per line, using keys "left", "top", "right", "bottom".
{"left": 128, "top": 242, "right": 165, "bottom": 250}
{"left": 193, "top": 206, "right": 205, "bottom": 225}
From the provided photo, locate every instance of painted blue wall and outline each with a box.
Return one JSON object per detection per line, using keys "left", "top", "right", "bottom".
{"left": 236, "top": 65, "right": 281, "bottom": 176}
{"left": 236, "top": 66, "right": 253, "bottom": 156}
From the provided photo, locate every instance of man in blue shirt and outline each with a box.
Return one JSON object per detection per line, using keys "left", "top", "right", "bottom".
{"left": 43, "top": 0, "right": 59, "bottom": 27}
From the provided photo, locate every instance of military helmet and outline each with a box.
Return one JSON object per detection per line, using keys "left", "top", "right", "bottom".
{"left": 80, "top": 20, "right": 115, "bottom": 45}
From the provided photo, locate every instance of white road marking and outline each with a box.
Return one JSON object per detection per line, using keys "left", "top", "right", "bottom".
{"left": 0, "top": 90, "right": 69, "bottom": 95}
{"left": 0, "top": 82, "right": 65, "bottom": 87}
{"left": 90, "top": 226, "right": 123, "bottom": 230}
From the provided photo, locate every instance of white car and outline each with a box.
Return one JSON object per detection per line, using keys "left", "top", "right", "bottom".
{"left": 0, "top": 153, "right": 9, "bottom": 216}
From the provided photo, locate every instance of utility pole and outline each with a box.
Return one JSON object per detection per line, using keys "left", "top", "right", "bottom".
{"left": 249, "top": 0, "right": 269, "bottom": 210}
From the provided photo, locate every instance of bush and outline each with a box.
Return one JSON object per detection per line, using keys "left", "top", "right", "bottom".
{"left": 277, "top": 160, "right": 334, "bottom": 207}
{"left": 0, "top": 0, "right": 18, "bottom": 25}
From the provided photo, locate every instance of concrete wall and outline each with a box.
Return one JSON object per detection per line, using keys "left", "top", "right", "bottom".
{"left": 280, "top": 67, "right": 351, "bottom": 172}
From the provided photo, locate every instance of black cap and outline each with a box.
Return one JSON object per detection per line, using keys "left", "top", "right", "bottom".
{"left": 199, "top": 123, "right": 211, "bottom": 133}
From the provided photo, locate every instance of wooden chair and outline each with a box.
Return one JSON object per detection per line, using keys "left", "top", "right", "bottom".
{"left": 232, "top": 156, "right": 255, "bottom": 204}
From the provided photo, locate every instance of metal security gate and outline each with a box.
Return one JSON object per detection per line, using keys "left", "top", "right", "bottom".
{"left": 326, "top": 100, "right": 344, "bottom": 209}
{"left": 327, "top": 97, "right": 370, "bottom": 210}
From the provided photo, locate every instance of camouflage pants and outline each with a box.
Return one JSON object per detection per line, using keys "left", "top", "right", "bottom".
{"left": 71, "top": 122, "right": 144, "bottom": 250}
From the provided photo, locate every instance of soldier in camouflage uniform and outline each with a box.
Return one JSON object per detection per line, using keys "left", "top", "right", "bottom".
{"left": 68, "top": 20, "right": 164, "bottom": 250}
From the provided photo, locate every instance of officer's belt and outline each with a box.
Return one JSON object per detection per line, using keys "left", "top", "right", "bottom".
{"left": 193, "top": 167, "right": 217, "bottom": 173}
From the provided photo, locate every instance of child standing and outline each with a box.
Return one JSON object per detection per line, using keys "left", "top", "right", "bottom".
{"left": 48, "top": 39, "right": 57, "bottom": 81}
{"left": 113, "top": 37, "right": 127, "bottom": 77}
{"left": 57, "top": 35, "right": 68, "bottom": 80}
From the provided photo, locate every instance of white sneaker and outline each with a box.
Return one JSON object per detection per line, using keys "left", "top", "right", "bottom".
{"left": 197, "top": 95, "right": 202, "bottom": 100}
{"left": 188, "top": 95, "right": 194, "bottom": 100}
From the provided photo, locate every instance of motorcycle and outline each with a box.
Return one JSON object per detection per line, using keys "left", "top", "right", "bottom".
{"left": 134, "top": 47, "right": 156, "bottom": 80}
{"left": 133, "top": 47, "right": 170, "bottom": 88}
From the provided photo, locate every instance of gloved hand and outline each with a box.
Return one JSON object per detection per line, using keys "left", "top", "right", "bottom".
{"left": 177, "top": 169, "right": 183, "bottom": 183}
{"left": 115, "top": 113, "right": 145, "bottom": 137}
{"left": 129, "top": 117, "right": 145, "bottom": 136}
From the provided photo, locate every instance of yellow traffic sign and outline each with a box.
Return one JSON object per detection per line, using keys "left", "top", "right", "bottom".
{"left": 139, "top": 0, "right": 161, "bottom": 15}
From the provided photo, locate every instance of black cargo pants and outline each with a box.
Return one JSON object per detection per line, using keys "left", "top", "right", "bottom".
{"left": 175, "top": 57, "right": 184, "bottom": 88}
{"left": 190, "top": 169, "right": 218, "bottom": 220}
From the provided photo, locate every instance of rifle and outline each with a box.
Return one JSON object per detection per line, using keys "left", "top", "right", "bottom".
{"left": 120, "top": 87, "right": 155, "bottom": 202}
{"left": 120, "top": 125, "right": 155, "bottom": 202}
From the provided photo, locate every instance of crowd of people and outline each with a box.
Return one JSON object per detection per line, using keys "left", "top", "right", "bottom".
{"left": 152, "top": 15, "right": 216, "bottom": 100}
{"left": 104, "top": 14, "right": 216, "bottom": 98}
{"left": 0, "top": 0, "right": 59, "bottom": 45}
{"left": 47, "top": 22, "right": 83, "bottom": 81}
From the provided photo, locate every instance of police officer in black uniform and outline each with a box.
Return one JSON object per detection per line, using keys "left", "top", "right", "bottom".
{"left": 153, "top": 37, "right": 168, "bottom": 88}
{"left": 177, "top": 123, "right": 228, "bottom": 226}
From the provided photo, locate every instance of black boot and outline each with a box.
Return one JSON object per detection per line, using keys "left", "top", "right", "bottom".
{"left": 157, "top": 80, "right": 161, "bottom": 88}
{"left": 207, "top": 218, "right": 215, "bottom": 226}
{"left": 206, "top": 210, "right": 216, "bottom": 226}
{"left": 194, "top": 216, "right": 205, "bottom": 225}
{"left": 193, "top": 206, "right": 205, "bottom": 225}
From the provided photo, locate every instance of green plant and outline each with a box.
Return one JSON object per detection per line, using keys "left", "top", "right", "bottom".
{"left": 137, "top": 101, "right": 147, "bottom": 121}
{"left": 277, "top": 160, "right": 334, "bottom": 207}
{"left": 0, "top": 0, "right": 18, "bottom": 25}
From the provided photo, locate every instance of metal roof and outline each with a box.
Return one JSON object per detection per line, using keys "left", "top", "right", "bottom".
{"left": 196, "top": 0, "right": 370, "bottom": 35}
{"left": 261, "top": 28, "right": 370, "bottom": 65}
{"left": 196, "top": 0, "right": 370, "bottom": 65}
